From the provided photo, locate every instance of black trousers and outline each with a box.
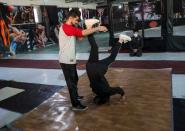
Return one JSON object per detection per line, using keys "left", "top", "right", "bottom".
{"left": 86, "top": 34, "right": 124, "bottom": 104}
{"left": 60, "top": 63, "right": 81, "bottom": 107}
{"left": 88, "top": 34, "right": 121, "bottom": 66}
{"left": 130, "top": 48, "right": 142, "bottom": 57}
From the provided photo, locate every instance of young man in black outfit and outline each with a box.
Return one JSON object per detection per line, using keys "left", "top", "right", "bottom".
{"left": 86, "top": 27, "right": 131, "bottom": 105}
{"left": 129, "top": 28, "right": 143, "bottom": 57}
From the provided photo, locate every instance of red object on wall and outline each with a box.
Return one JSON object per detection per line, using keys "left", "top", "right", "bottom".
{"left": 149, "top": 21, "right": 158, "bottom": 28}
{"left": 7, "top": 5, "right": 14, "bottom": 12}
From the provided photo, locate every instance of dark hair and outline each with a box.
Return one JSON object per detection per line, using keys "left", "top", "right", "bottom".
{"left": 66, "top": 9, "right": 81, "bottom": 20}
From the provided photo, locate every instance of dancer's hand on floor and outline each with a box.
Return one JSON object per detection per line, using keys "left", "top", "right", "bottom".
{"left": 120, "top": 95, "right": 127, "bottom": 104}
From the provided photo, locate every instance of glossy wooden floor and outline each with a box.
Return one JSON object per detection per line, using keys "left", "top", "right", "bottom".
{"left": 13, "top": 68, "right": 173, "bottom": 131}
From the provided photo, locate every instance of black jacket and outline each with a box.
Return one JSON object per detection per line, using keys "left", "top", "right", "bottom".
{"left": 129, "top": 35, "right": 143, "bottom": 50}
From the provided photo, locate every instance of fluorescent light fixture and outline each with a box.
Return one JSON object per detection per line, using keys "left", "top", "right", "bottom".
{"left": 33, "top": 7, "right": 39, "bottom": 23}
{"left": 79, "top": 8, "right": 83, "bottom": 20}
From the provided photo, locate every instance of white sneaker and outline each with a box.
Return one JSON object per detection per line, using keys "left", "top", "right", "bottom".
{"left": 85, "top": 19, "right": 100, "bottom": 29}
{"left": 119, "top": 34, "right": 132, "bottom": 43}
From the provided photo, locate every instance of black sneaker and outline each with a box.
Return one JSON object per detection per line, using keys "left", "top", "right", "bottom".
{"left": 72, "top": 104, "right": 88, "bottom": 111}
{"left": 77, "top": 96, "right": 84, "bottom": 100}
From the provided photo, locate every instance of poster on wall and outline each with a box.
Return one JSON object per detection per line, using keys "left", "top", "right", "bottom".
{"left": 128, "top": 0, "right": 161, "bottom": 30}
{"left": 82, "top": 9, "right": 89, "bottom": 19}
{"left": 57, "top": 8, "right": 69, "bottom": 24}
{"left": 183, "top": 0, "right": 185, "bottom": 16}
{"left": 1, "top": 5, "right": 37, "bottom": 55}
{"left": 129, "top": 0, "right": 161, "bottom": 21}
{"left": 96, "top": 6, "right": 108, "bottom": 26}
{"left": 89, "top": 9, "right": 97, "bottom": 19}
{"left": 143, "top": 1, "right": 161, "bottom": 20}
{"left": 11, "top": 6, "right": 35, "bottom": 24}
{"left": 40, "top": 6, "right": 59, "bottom": 45}
{"left": 173, "top": 0, "right": 185, "bottom": 18}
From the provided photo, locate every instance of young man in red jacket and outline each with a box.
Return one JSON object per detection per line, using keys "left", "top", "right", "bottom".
{"left": 59, "top": 9, "right": 107, "bottom": 111}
